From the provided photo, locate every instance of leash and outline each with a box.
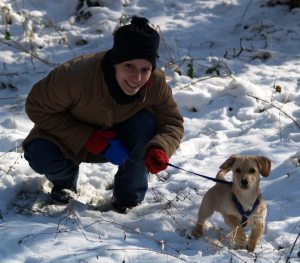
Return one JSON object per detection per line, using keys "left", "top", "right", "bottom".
{"left": 167, "top": 162, "right": 232, "bottom": 186}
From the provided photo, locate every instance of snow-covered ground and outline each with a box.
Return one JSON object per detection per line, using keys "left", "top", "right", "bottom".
{"left": 0, "top": 0, "right": 299, "bottom": 262}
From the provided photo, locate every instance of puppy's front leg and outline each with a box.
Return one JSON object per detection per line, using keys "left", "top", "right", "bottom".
{"left": 248, "top": 203, "right": 267, "bottom": 251}
{"left": 192, "top": 221, "right": 204, "bottom": 238}
{"left": 224, "top": 215, "right": 247, "bottom": 249}
{"left": 247, "top": 222, "right": 265, "bottom": 252}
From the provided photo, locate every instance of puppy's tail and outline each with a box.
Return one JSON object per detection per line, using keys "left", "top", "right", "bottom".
{"left": 216, "top": 169, "right": 229, "bottom": 180}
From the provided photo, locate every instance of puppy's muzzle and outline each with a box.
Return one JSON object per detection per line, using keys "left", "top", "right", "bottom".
{"left": 241, "top": 179, "right": 249, "bottom": 189}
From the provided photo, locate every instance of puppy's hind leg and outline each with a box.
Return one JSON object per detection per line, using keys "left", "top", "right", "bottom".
{"left": 192, "top": 193, "right": 215, "bottom": 239}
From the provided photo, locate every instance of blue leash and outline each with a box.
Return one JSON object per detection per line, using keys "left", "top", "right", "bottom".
{"left": 167, "top": 162, "right": 232, "bottom": 186}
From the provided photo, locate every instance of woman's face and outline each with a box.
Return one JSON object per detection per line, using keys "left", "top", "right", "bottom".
{"left": 114, "top": 59, "right": 152, "bottom": 96}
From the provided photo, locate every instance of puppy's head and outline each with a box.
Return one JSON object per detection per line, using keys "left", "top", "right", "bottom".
{"left": 219, "top": 155, "right": 271, "bottom": 191}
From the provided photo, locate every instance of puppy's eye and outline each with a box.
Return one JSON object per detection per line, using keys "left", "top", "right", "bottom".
{"left": 235, "top": 168, "right": 241, "bottom": 173}
{"left": 249, "top": 168, "right": 256, "bottom": 174}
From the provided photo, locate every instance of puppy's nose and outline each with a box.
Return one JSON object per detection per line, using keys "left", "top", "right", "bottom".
{"left": 241, "top": 179, "right": 249, "bottom": 188}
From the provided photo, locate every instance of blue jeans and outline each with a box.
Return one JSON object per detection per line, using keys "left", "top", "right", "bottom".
{"left": 24, "top": 110, "right": 157, "bottom": 206}
{"left": 24, "top": 140, "right": 79, "bottom": 191}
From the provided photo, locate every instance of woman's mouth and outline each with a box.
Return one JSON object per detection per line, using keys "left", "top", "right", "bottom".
{"left": 126, "top": 81, "right": 141, "bottom": 89}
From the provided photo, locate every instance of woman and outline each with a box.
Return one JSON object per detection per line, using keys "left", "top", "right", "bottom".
{"left": 23, "top": 16, "right": 184, "bottom": 213}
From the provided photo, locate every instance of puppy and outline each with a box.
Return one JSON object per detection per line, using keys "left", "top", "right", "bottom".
{"left": 192, "top": 155, "right": 271, "bottom": 252}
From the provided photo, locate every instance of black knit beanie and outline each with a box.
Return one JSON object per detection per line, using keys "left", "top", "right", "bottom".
{"left": 110, "top": 16, "right": 160, "bottom": 69}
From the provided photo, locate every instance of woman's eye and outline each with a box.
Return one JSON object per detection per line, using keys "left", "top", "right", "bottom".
{"left": 142, "top": 68, "right": 151, "bottom": 74}
{"left": 124, "top": 63, "right": 134, "bottom": 70}
{"left": 235, "top": 168, "right": 241, "bottom": 173}
{"left": 125, "top": 64, "right": 132, "bottom": 68}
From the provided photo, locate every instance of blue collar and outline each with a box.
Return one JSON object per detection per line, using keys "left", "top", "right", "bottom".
{"left": 232, "top": 194, "right": 260, "bottom": 227}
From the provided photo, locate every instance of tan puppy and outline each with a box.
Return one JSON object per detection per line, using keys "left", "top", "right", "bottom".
{"left": 192, "top": 155, "right": 271, "bottom": 252}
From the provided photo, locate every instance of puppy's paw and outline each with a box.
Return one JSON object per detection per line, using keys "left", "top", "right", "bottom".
{"left": 247, "top": 236, "right": 259, "bottom": 252}
{"left": 246, "top": 244, "right": 255, "bottom": 252}
{"left": 232, "top": 236, "right": 247, "bottom": 250}
{"left": 192, "top": 228, "right": 202, "bottom": 239}
{"left": 232, "top": 242, "right": 246, "bottom": 250}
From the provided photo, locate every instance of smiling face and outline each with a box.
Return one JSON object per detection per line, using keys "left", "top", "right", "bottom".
{"left": 114, "top": 59, "right": 152, "bottom": 96}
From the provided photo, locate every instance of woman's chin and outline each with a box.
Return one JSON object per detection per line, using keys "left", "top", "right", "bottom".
{"left": 121, "top": 85, "right": 141, "bottom": 95}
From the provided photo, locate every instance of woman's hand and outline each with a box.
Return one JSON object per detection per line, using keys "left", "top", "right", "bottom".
{"left": 145, "top": 147, "right": 169, "bottom": 173}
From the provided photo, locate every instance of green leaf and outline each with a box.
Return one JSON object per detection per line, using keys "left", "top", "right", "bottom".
{"left": 205, "top": 68, "right": 214, "bottom": 74}
{"left": 187, "top": 61, "right": 194, "bottom": 79}
{"left": 4, "top": 30, "right": 10, "bottom": 40}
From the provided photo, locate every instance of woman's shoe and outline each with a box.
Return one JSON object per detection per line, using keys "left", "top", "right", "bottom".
{"left": 51, "top": 187, "right": 77, "bottom": 204}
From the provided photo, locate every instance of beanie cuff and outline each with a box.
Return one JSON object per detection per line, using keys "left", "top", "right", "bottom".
{"left": 110, "top": 16, "right": 160, "bottom": 70}
{"left": 110, "top": 49, "right": 157, "bottom": 69}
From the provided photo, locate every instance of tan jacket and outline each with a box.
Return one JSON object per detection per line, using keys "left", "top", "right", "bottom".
{"left": 23, "top": 51, "right": 184, "bottom": 164}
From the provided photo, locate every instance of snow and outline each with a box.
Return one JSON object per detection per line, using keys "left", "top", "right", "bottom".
{"left": 0, "top": 0, "right": 300, "bottom": 262}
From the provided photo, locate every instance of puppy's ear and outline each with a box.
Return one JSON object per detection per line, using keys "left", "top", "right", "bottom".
{"left": 255, "top": 156, "right": 271, "bottom": 177}
{"left": 216, "top": 169, "right": 229, "bottom": 180}
{"left": 219, "top": 155, "right": 237, "bottom": 170}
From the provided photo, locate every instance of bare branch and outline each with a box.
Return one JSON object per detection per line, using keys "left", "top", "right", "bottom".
{"left": 286, "top": 231, "right": 300, "bottom": 263}
{"left": 247, "top": 93, "right": 300, "bottom": 129}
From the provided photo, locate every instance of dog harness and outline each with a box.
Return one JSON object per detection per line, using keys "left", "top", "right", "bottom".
{"left": 232, "top": 194, "right": 260, "bottom": 227}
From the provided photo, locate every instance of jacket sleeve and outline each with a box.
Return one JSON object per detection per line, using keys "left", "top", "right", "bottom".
{"left": 146, "top": 71, "right": 184, "bottom": 157}
{"left": 25, "top": 66, "right": 93, "bottom": 154}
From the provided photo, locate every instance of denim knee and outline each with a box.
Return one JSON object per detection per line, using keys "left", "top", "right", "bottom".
{"left": 24, "top": 139, "right": 63, "bottom": 174}
{"left": 24, "top": 139, "right": 79, "bottom": 189}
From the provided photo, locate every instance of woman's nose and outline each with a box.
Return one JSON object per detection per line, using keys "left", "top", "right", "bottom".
{"left": 132, "top": 71, "right": 142, "bottom": 82}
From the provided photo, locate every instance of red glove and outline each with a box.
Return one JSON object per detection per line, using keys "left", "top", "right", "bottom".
{"left": 145, "top": 147, "right": 169, "bottom": 174}
{"left": 84, "top": 130, "right": 116, "bottom": 154}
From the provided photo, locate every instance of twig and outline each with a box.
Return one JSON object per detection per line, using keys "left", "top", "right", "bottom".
{"left": 156, "top": 25, "right": 175, "bottom": 64}
{"left": 19, "top": 216, "right": 182, "bottom": 255}
{"left": 205, "top": 237, "right": 248, "bottom": 263}
{"left": 286, "top": 231, "right": 300, "bottom": 263}
{"left": 0, "top": 96, "right": 18, "bottom": 100}
{"left": 240, "top": 0, "right": 254, "bottom": 21}
{"left": 55, "top": 208, "right": 92, "bottom": 241}
{"left": 247, "top": 93, "right": 300, "bottom": 129}
{"left": 0, "top": 69, "right": 47, "bottom": 77}
{"left": 27, "top": 0, "right": 77, "bottom": 57}
{"left": 177, "top": 75, "right": 221, "bottom": 90}
{"left": 0, "top": 145, "right": 21, "bottom": 159}
{"left": 152, "top": 188, "right": 186, "bottom": 216}
{"left": 17, "top": 207, "right": 50, "bottom": 217}
{"left": 19, "top": 219, "right": 101, "bottom": 244}
{"left": 6, "top": 151, "right": 23, "bottom": 174}
{"left": 0, "top": 35, "right": 57, "bottom": 68}
{"left": 106, "top": 248, "right": 191, "bottom": 262}
{"left": 177, "top": 59, "right": 234, "bottom": 90}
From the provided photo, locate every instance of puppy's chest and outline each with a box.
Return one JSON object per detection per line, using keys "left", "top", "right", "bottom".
{"left": 225, "top": 199, "right": 266, "bottom": 226}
